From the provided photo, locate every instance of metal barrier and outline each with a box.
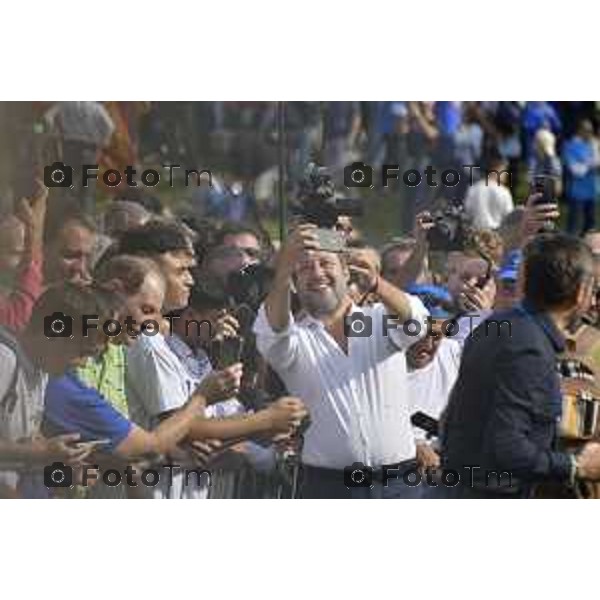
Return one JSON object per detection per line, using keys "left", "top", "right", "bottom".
{"left": 209, "top": 456, "right": 302, "bottom": 499}
{"left": 0, "top": 453, "right": 305, "bottom": 499}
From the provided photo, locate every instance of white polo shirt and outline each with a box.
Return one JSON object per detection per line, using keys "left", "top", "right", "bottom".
{"left": 407, "top": 337, "right": 462, "bottom": 442}
{"left": 126, "top": 333, "right": 206, "bottom": 499}
{"left": 253, "top": 298, "right": 429, "bottom": 470}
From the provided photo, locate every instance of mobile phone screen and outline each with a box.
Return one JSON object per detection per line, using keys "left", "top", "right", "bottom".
{"left": 315, "top": 228, "right": 346, "bottom": 253}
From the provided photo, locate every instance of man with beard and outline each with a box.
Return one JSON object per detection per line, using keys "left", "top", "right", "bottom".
{"left": 254, "top": 224, "right": 429, "bottom": 498}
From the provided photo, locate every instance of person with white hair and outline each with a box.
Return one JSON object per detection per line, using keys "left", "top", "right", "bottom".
{"left": 529, "top": 127, "right": 563, "bottom": 197}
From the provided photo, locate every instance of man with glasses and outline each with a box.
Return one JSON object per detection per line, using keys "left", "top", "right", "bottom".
{"left": 202, "top": 223, "right": 264, "bottom": 286}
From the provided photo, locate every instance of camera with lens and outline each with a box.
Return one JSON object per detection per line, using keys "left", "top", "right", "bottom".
{"left": 44, "top": 311, "right": 73, "bottom": 338}
{"left": 226, "top": 262, "right": 275, "bottom": 314}
{"left": 426, "top": 201, "right": 473, "bottom": 252}
{"left": 293, "top": 163, "right": 363, "bottom": 252}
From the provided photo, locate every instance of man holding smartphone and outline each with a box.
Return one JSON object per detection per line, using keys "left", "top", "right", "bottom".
{"left": 254, "top": 224, "right": 430, "bottom": 498}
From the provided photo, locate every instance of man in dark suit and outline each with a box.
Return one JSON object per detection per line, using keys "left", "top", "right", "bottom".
{"left": 441, "top": 233, "right": 600, "bottom": 498}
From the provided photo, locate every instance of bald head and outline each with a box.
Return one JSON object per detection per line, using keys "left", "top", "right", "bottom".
{"left": 45, "top": 217, "right": 96, "bottom": 286}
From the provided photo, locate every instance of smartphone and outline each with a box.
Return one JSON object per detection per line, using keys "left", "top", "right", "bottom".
{"left": 315, "top": 228, "right": 346, "bottom": 253}
{"left": 531, "top": 175, "right": 557, "bottom": 205}
{"left": 213, "top": 336, "right": 245, "bottom": 369}
{"left": 476, "top": 259, "right": 494, "bottom": 289}
{"left": 72, "top": 439, "right": 111, "bottom": 451}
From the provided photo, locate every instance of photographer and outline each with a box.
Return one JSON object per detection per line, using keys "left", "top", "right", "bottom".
{"left": 254, "top": 224, "right": 430, "bottom": 499}
{"left": 200, "top": 222, "right": 265, "bottom": 286}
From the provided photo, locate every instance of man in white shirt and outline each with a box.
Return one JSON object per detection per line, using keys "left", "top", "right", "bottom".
{"left": 253, "top": 224, "right": 430, "bottom": 498}
{"left": 404, "top": 294, "right": 463, "bottom": 475}
{"left": 405, "top": 281, "right": 497, "bottom": 497}
{"left": 464, "top": 156, "right": 514, "bottom": 229}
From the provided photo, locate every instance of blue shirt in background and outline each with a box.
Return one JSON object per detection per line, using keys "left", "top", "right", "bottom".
{"left": 562, "top": 136, "right": 597, "bottom": 202}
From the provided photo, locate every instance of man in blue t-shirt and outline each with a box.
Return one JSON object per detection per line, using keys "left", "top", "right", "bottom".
{"left": 7, "top": 284, "right": 206, "bottom": 497}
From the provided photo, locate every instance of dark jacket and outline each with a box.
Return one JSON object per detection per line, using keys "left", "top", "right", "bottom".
{"left": 441, "top": 302, "right": 571, "bottom": 497}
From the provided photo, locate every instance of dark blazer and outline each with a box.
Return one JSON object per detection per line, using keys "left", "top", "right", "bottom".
{"left": 441, "top": 301, "right": 571, "bottom": 497}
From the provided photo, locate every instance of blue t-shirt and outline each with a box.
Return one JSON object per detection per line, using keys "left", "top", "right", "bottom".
{"left": 42, "top": 372, "right": 132, "bottom": 453}
{"left": 563, "top": 136, "right": 597, "bottom": 202}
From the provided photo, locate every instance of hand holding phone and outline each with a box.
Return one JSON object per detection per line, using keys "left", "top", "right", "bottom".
{"left": 212, "top": 336, "right": 245, "bottom": 369}
{"left": 71, "top": 439, "right": 111, "bottom": 452}
{"left": 531, "top": 174, "right": 557, "bottom": 205}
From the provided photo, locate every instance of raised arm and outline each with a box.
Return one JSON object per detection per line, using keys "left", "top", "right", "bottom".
{"left": 264, "top": 224, "right": 320, "bottom": 332}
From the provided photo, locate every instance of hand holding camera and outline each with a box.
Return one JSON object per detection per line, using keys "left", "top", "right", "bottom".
{"left": 414, "top": 211, "right": 436, "bottom": 244}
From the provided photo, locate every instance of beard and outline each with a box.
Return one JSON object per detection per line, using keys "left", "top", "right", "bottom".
{"left": 299, "top": 280, "right": 347, "bottom": 317}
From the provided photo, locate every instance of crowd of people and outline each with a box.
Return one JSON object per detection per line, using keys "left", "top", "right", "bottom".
{"left": 2, "top": 101, "right": 600, "bottom": 499}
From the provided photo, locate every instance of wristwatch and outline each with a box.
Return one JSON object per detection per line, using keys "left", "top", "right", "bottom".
{"left": 569, "top": 453, "right": 580, "bottom": 488}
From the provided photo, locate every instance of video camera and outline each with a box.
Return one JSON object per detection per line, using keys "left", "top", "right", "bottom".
{"left": 293, "top": 163, "right": 363, "bottom": 252}
{"left": 226, "top": 262, "right": 274, "bottom": 315}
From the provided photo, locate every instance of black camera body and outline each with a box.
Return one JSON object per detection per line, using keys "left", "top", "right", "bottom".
{"left": 426, "top": 202, "right": 473, "bottom": 252}
{"left": 226, "top": 262, "right": 274, "bottom": 314}
{"left": 294, "top": 163, "right": 363, "bottom": 230}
